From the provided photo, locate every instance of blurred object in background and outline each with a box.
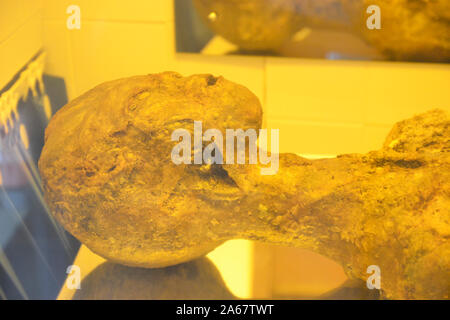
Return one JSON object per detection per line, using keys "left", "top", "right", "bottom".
{"left": 181, "top": 0, "right": 450, "bottom": 62}
{"left": 0, "top": 52, "right": 80, "bottom": 300}
{"left": 354, "top": 0, "right": 450, "bottom": 62}
{"left": 192, "top": 0, "right": 302, "bottom": 51}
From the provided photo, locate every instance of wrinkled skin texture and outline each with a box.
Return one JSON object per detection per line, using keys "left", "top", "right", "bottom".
{"left": 39, "top": 72, "right": 449, "bottom": 299}
{"left": 39, "top": 72, "right": 262, "bottom": 268}
{"left": 352, "top": 0, "right": 450, "bottom": 62}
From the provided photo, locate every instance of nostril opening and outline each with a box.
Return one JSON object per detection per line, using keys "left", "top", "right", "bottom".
{"left": 206, "top": 75, "right": 218, "bottom": 86}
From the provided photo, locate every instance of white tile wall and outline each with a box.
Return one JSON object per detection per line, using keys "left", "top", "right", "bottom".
{"left": 364, "top": 61, "right": 450, "bottom": 125}
{"left": 0, "top": 2, "right": 43, "bottom": 90}
{"left": 265, "top": 57, "right": 368, "bottom": 124}
{"left": 43, "top": 0, "right": 172, "bottom": 23}
{"left": 267, "top": 118, "right": 364, "bottom": 155}
{"left": 43, "top": 20, "right": 76, "bottom": 99}
{"left": 69, "top": 21, "right": 172, "bottom": 95}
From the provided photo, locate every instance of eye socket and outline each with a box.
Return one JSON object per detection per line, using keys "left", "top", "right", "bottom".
{"left": 201, "top": 164, "right": 238, "bottom": 187}
{"left": 182, "top": 163, "right": 241, "bottom": 202}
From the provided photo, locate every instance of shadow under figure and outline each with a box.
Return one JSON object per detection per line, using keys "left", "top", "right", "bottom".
{"left": 73, "top": 257, "right": 236, "bottom": 300}
{"left": 72, "top": 256, "right": 380, "bottom": 300}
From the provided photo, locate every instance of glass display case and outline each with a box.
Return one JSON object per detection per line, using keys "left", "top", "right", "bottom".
{"left": 0, "top": 0, "right": 449, "bottom": 301}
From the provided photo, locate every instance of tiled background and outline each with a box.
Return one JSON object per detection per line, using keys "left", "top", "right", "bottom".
{"left": 1, "top": 0, "right": 449, "bottom": 299}
{"left": 2, "top": 0, "right": 450, "bottom": 157}
{"left": 0, "top": 0, "right": 43, "bottom": 90}
{"left": 39, "top": 0, "right": 450, "bottom": 156}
